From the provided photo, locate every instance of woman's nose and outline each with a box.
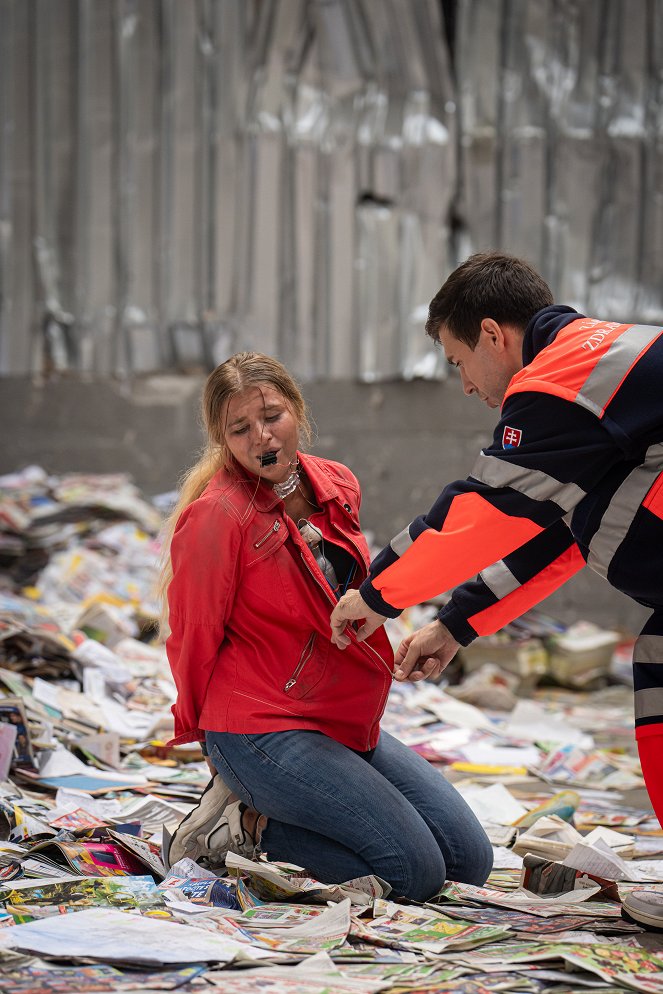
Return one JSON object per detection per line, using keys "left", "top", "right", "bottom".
{"left": 252, "top": 420, "right": 272, "bottom": 443}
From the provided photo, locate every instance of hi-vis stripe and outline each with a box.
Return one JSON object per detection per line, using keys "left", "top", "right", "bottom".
{"left": 390, "top": 525, "right": 413, "bottom": 557}
{"left": 634, "top": 634, "right": 663, "bottom": 665}
{"left": 506, "top": 320, "right": 663, "bottom": 419}
{"left": 588, "top": 443, "right": 663, "bottom": 578}
{"left": 471, "top": 451, "right": 586, "bottom": 512}
{"left": 634, "top": 634, "right": 663, "bottom": 722}
{"left": 576, "top": 325, "right": 663, "bottom": 417}
{"left": 479, "top": 560, "right": 520, "bottom": 599}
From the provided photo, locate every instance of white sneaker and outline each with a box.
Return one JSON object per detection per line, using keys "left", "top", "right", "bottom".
{"left": 622, "top": 889, "right": 663, "bottom": 932}
{"left": 165, "top": 775, "right": 257, "bottom": 871}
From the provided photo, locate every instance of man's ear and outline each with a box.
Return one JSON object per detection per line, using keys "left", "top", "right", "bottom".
{"left": 479, "top": 317, "right": 507, "bottom": 351}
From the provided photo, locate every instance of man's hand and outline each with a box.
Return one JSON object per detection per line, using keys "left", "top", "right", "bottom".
{"left": 394, "top": 619, "right": 460, "bottom": 682}
{"left": 330, "top": 589, "right": 387, "bottom": 648}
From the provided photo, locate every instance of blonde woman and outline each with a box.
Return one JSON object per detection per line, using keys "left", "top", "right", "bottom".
{"left": 161, "top": 352, "right": 492, "bottom": 901}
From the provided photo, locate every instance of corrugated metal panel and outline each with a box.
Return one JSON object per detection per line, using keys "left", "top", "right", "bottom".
{"left": 0, "top": 0, "right": 661, "bottom": 379}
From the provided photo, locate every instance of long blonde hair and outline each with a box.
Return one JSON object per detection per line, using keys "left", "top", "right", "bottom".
{"left": 157, "top": 352, "right": 311, "bottom": 635}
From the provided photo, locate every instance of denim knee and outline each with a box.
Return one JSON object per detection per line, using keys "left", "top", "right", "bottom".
{"left": 396, "top": 843, "right": 447, "bottom": 903}
{"left": 456, "top": 832, "right": 493, "bottom": 887}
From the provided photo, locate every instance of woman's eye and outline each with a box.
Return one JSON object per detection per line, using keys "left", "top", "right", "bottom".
{"left": 266, "top": 413, "right": 282, "bottom": 423}
{"left": 233, "top": 425, "right": 249, "bottom": 435}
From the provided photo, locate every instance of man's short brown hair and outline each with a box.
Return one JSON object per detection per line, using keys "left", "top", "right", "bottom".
{"left": 425, "top": 251, "right": 554, "bottom": 348}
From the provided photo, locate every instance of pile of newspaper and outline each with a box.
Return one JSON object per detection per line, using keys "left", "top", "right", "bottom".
{"left": 0, "top": 468, "right": 661, "bottom": 993}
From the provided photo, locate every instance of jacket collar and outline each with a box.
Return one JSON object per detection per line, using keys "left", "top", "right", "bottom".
{"left": 522, "top": 304, "right": 582, "bottom": 365}
{"left": 219, "top": 451, "right": 340, "bottom": 512}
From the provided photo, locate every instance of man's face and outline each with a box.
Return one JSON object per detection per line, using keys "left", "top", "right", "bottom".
{"left": 438, "top": 321, "right": 522, "bottom": 409}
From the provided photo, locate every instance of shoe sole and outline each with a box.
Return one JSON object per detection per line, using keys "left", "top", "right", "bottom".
{"left": 621, "top": 902, "right": 663, "bottom": 933}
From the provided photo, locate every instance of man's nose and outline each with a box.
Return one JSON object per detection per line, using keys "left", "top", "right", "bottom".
{"left": 460, "top": 369, "right": 475, "bottom": 396}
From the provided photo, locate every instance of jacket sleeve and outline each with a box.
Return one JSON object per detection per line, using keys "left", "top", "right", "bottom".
{"left": 359, "top": 392, "right": 620, "bottom": 620}
{"left": 438, "top": 519, "right": 585, "bottom": 645}
{"left": 166, "top": 496, "right": 242, "bottom": 743}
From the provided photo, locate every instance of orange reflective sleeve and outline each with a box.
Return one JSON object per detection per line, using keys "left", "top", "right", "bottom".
{"left": 371, "top": 491, "right": 543, "bottom": 610}
{"left": 437, "top": 518, "right": 582, "bottom": 646}
{"left": 361, "top": 387, "right": 621, "bottom": 621}
{"left": 467, "top": 543, "right": 585, "bottom": 636}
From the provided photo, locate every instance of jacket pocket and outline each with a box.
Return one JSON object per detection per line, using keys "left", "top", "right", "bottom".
{"left": 246, "top": 518, "right": 286, "bottom": 567}
{"left": 283, "top": 633, "right": 329, "bottom": 700}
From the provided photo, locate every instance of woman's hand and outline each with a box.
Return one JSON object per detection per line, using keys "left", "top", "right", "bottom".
{"left": 330, "top": 589, "right": 387, "bottom": 648}
{"left": 394, "top": 620, "right": 460, "bottom": 682}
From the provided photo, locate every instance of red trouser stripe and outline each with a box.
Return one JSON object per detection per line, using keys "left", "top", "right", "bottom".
{"left": 637, "top": 733, "right": 663, "bottom": 830}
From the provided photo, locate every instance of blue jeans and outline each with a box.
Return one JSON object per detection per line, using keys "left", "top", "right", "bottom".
{"left": 206, "top": 728, "right": 493, "bottom": 902}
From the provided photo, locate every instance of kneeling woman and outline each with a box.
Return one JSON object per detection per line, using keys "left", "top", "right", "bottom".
{"left": 161, "top": 352, "right": 492, "bottom": 901}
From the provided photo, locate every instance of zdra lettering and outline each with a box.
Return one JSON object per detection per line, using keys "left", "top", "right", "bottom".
{"left": 580, "top": 322, "right": 621, "bottom": 352}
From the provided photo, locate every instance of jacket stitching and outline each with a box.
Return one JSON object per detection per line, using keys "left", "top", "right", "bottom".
{"left": 232, "top": 691, "right": 300, "bottom": 715}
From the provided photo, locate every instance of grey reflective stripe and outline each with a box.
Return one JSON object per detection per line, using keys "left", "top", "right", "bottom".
{"left": 480, "top": 560, "right": 520, "bottom": 599}
{"left": 635, "top": 687, "right": 663, "bottom": 721}
{"left": 576, "top": 325, "right": 663, "bottom": 417}
{"left": 634, "top": 631, "right": 663, "bottom": 720}
{"left": 470, "top": 451, "right": 586, "bottom": 512}
{"left": 633, "top": 634, "right": 663, "bottom": 665}
{"left": 588, "top": 443, "right": 663, "bottom": 578}
{"left": 390, "top": 524, "right": 413, "bottom": 557}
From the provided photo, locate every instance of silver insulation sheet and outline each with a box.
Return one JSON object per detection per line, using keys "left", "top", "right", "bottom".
{"left": 1, "top": 0, "right": 661, "bottom": 379}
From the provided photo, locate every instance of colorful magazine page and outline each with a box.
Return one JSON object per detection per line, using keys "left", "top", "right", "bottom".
{"left": 107, "top": 829, "right": 166, "bottom": 880}
{"left": 27, "top": 840, "right": 142, "bottom": 877}
{"left": 0, "top": 962, "right": 204, "bottom": 992}
{"left": 1, "top": 874, "right": 164, "bottom": 913}
{"left": 0, "top": 697, "right": 37, "bottom": 771}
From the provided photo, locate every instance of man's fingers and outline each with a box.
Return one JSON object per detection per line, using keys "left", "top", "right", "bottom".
{"left": 329, "top": 604, "right": 351, "bottom": 647}
{"left": 394, "top": 635, "right": 413, "bottom": 666}
{"left": 394, "top": 621, "right": 459, "bottom": 683}
{"left": 394, "top": 639, "right": 423, "bottom": 681}
{"left": 421, "top": 656, "right": 438, "bottom": 675}
{"left": 329, "top": 610, "right": 346, "bottom": 638}
{"left": 409, "top": 657, "right": 439, "bottom": 682}
{"left": 355, "top": 617, "right": 381, "bottom": 642}
{"left": 331, "top": 591, "right": 382, "bottom": 648}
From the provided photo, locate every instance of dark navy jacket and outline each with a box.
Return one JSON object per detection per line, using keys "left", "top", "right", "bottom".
{"left": 360, "top": 305, "right": 663, "bottom": 739}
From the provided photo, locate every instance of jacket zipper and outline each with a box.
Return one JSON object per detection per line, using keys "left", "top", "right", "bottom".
{"left": 254, "top": 520, "right": 281, "bottom": 549}
{"left": 284, "top": 633, "right": 316, "bottom": 691}
{"left": 300, "top": 551, "right": 391, "bottom": 673}
{"left": 300, "top": 549, "right": 393, "bottom": 748}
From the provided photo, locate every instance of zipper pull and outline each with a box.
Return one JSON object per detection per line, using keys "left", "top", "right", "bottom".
{"left": 284, "top": 678, "right": 296, "bottom": 691}
{"left": 254, "top": 520, "right": 281, "bottom": 549}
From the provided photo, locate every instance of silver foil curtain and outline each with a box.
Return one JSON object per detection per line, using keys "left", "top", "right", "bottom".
{"left": 1, "top": 0, "right": 662, "bottom": 380}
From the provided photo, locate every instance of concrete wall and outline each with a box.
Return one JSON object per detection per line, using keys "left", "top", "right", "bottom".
{"left": 0, "top": 374, "right": 649, "bottom": 636}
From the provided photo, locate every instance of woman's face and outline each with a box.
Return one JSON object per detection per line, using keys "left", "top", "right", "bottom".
{"left": 223, "top": 385, "right": 300, "bottom": 483}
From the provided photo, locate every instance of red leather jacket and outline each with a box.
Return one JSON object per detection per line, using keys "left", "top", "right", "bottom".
{"left": 166, "top": 452, "right": 394, "bottom": 751}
